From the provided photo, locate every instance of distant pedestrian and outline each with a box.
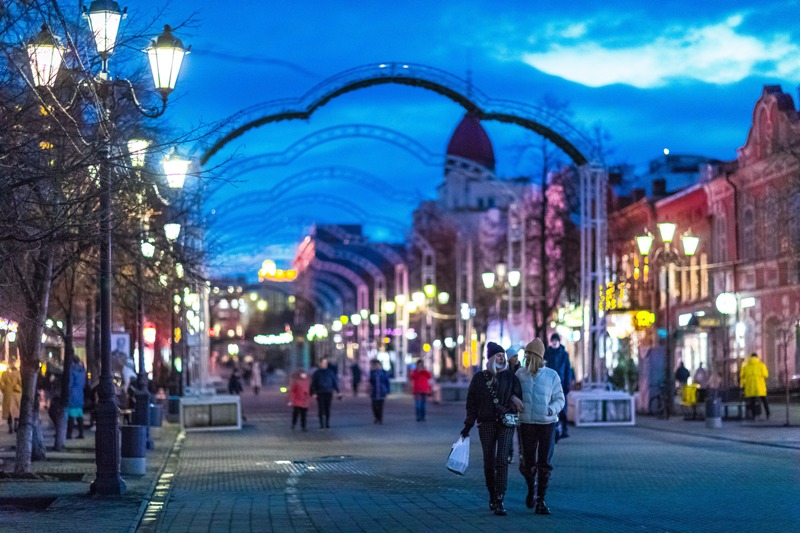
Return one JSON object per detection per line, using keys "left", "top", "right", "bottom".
{"left": 410, "top": 359, "right": 432, "bottom": 421}
{"left": 251, "top": 360, "right": 262, "bottom": 396}
{"left": 289, "top": 370, "right": 311, "bottom": 431}
{"left": 228, "top": 368, "right": 246, "bottom": 422}
{"left": 675, "top": 361, "right": 690, "bottom": 386}
{"left": 693, "top": 362, "right": 709, "bottom": 388}
{"left": 460, "top": 342, "right": 523, "bottom": 516}
{"left": 1, "top": 360, "right": 21, "bottom": 434}
{"left": 740, "top": 353, "right": 770, "bottom": 420}
{"left": 310, "top": 358, "right": 341, "bottom": 429}
{"left": 368, "top": 359, "right": 390, "bottom": 424}
{"left": 67, "top": 357, "right": 87, "bottom": 439}
{"left": 350, "top": 362, "right": 362, "bottom": 397}
{"left": 543, "top": 333, "right": 572, "bottom": 441}
{"left": 517, "top": 338, "right": 565, "bottom": 515}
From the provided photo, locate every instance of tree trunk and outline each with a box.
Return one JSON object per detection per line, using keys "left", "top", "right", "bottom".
{"left": 14, "top": 250, "right": 54, "bottom": 474}
{"left": 53, "top": 322, "right": 74, "bottom": 451}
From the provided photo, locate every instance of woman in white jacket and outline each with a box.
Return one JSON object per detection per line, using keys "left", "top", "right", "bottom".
{"left": 516, "top": 338, "right": 565, "bottom": 515}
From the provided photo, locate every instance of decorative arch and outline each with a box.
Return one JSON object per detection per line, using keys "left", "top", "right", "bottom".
{"left": 201, "top": 62, "right": 596, "bottom": 166}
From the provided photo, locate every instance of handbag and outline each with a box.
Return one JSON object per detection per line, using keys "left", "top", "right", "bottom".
{"left": 447, "top": 436, "right": 470, "bottom": 475}
{"left": 484, "top": 371, "right": 519, "bottom": 428}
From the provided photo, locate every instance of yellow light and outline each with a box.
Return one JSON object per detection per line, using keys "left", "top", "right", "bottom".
{"left": 383, "top": 337, "right": 390, "bottom": 344}
{"left": 423, "top": 343, "right": 431, "bottom": 352}
{"left": 257, "top": 300, "right": 268, "bottom": 312}
{"left": 174, "top": 327, "right": 181, "bottom": 342}
{"left": 280, "top": 386, "right": 288, "bottom": 393}
{"left": 462, "top": 350, "right": 471, "bottom": 368}
{"left": 340, "top": 315, "right": 349, "bottom": 325}
{"left": 382, "top": 301, "right": 396, "bottom": 314}
{"left": 423, "top": 284, "right": 437, "bottom": 298}
{"left": 394, "top": 294, "right": 407, "bottom": 306}
{"left": 0, "top": 362, "right": 7, "bottom": 373}
{"left": 41, "top": 363, "right": 47, "bottom": 376}
{"left": 249, "top": 293, "right": 258, "bottom": 301}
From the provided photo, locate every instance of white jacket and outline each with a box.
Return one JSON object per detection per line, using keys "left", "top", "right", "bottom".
{"left": 516, "top": 366, "right": 565, "bottom": 425}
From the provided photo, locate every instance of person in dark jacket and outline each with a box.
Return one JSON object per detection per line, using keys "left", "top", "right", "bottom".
{"left": 350, "top": 362, "right": 362, "bottom": 397}
{"left": 505, "top": 345, "right": 523, "bottom": 465}
{"left": 543, "top": 333, "right": 572, "bottom": 440}
{"left": 311, "top": 358, "right": 341, "bottom": 429}
{"left": 461, "top": 342, "right": 524, "bottom": 516}
{"left": 67, "top": 357, "right": 87, "bottom": 439}
{"left": 368, "top": 359, "right": 390, "bottom": 424}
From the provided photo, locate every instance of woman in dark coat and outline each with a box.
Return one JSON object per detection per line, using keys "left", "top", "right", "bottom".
{"left": 461, "top": 342, "right": 523, "bottom": 516}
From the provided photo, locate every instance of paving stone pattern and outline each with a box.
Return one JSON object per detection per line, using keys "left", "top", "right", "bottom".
{"left": 152, "top": 390, "right": 800, "bottom": 533}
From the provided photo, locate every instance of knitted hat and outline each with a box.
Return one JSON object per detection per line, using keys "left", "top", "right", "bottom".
{"left": 525, "top": 338, "right": 545, "bottom": 358}
{"left": 486, "top": 341, "right": 505, "bottom": 359}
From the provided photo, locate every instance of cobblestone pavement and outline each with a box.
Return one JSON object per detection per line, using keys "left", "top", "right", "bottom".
{"left": 148, "top": 389, "right": 800, "bottom": 533}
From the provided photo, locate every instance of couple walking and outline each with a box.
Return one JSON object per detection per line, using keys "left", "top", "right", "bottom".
{"left": 461, "top": 339, "right": 565, "bottom": 516}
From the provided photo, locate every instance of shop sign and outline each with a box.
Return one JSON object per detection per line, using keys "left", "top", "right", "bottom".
{"left": 634, "top": 310, "right": 656, "bottom": 330}
{"left": 598, "top": 281, "right": 629, "bottom": 312}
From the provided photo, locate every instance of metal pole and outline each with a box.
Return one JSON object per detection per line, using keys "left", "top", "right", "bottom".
{"left": 135, "top": 257, "right": 152, "bottom": 449}
{"left": 90, "top": 142, "right": 126, "bottom": 496}
{"left": 664, "top": 255, "right": 672, "bottom": 420}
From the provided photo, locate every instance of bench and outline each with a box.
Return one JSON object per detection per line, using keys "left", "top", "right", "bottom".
{"left": 719, "top": 388, "right": 746, "bottom": 420}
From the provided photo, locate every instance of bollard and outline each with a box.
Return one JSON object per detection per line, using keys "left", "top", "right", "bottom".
{"left": 120, "top": 425, "right": 147, "bottom": 475}
{"left": 705, "top": 396, "right": 722, "bottom": 429}
{"left": 149, "top": 404, "right": 163, "bottom": 440}
{"left": 167, "top": 396, "right": 181, "bottom": 424}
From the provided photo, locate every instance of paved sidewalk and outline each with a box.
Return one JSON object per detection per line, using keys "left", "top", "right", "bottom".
{"left": 0, "top": 414, "right": 179, "bottom": 533}
{"left": 145, "top": 388, "right": 799, "bottom": 533}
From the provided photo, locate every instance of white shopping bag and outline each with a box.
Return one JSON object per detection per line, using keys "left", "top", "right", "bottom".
{"left": 446, "top": 436, "right": 470, "bottom": 476}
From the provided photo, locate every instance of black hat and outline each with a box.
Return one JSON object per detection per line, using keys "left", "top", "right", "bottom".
{"left": 550, "top": 332, "right": 561, "bottom": 342}
{"left": 486, "top": 342, "right": 505, "bottom": 359}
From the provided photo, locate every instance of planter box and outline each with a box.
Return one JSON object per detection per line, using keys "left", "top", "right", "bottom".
{"left": 179, "top": 394, "right": 242, "bottom": 432}
{"left": 568, "top": 390, "right": 635, "bottom": 427}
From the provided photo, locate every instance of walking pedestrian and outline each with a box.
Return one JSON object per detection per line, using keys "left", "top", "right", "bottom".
{"left": 517, "top": 338, "right": 565, "bottom": 515}
{"left": 693, "top": 362, "right": 709, "bottom": 388}
{"left": 251, "top": 360, "right": 262, "bottom": 396}
{"left": 228, "top": 367, "right": 246, "bottom": 422}
{"left": 506, "top": 345, "right": 522, "bottom": 465}
{"left": 740, "top": 353, "right": 770, "bottom": 420}
{"left": 67, "top": 357, "right": 87, "bottom": 439}
{"left": 543, "top": 333, "right": 572, "bottom": 441}
{"left": 350, "top": 362, "right": 362, "bottom": 397}
{"left": 0, "top": 360, "right": 21, "bottom": 434}
{"left": 368, "top": 359, "right": 390, "bottom": 424}
{"left": 410, "top": 359, "right": 432, "bottom": 421}
{"left": 310, "top": 358, "right": 341, "bottom": 429}
{"left": 460, "top": 342, "right": 523, "bottom": 516}
{"left": 289, "top": 370, "right": 311, "bottom": 431}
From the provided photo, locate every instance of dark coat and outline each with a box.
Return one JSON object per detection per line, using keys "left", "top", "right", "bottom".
{"left": 464, "top": 369, "right": 522, "bottom": 428}
{"left": 369, "top": 369, "right": 390, "bottom": 400}
{"left": 311, "top": 367, "right": 339, "bottom": 395}
{"left": 544, "top": 345, "right": 571, "bottom": 394}
{"left": 228, "top": 373, "right": 243, "bottom": 395}
{"left": 351, "top": 364, "right": 362, "bottom": 385}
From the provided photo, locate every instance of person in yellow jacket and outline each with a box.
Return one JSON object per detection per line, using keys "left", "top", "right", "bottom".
{"left": 0, "top": 360, "right": 22, "bottom": 433}
{"left": 740, "top": 353, "right": 769, "bottom": 420}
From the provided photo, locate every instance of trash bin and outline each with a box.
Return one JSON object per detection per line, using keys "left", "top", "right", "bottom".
{"left": 705, "top": 395, "right": 722, "bottom": 429}
{"left": 149, "top": 404, "right": 163, "bottom": 439}
{"left": 167, "top": 395, "right": 181, "bottom": 423}
{"left": 121, "top": 425, "right": 147, "bottom": 475}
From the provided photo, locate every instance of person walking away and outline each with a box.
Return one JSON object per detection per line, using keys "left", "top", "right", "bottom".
{"left": 67, "top": 357, "right": 87, "bottom": 439}
{"left": 517, "top": 338, "right": 566, "bottom": 514}
{"left": 288, "top": 370, "right": 311, "bottom": 431}
{"left": 410, "top": 359, "right": 432, "bottom": 421}
{"left": 693, "top": 362, "right": 709, "bottom": 388}
{"left": 740, "top": 353, "right": 770, "bottom": 420}
{"left": 461, "top": 342, "right": 524, "bottom": 516}
{"left": 311, "top": 358, "right": 341, "bottom": 429}
{"left": 350, "top": 362, "right": 362, "bottom": 397}
{"left": 1, "top": 360, "right": 22, "bottom": 434}
{"left": 543, "top": 333, "right": 572, "bottom": 440}
{"left": 251, "top": 360, "right": 262, "bottom": 396}
{"left": 368, "top": 359, "right": 390, "bottom": 424}
{"left": 228, "top": 367, "right": 246, "bottom": 422}
{"left": 506, "top": 345, "right": 522, "bottom": 465}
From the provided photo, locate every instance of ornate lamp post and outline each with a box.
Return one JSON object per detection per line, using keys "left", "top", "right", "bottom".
{"left": 636, "top": 223, "right": 699, "bottom": 419}
{"left": 27, "top": 6, "right": 188, "bottom": 495}
{"left": 481, "top": 262, "right": 521, "bottom": 344}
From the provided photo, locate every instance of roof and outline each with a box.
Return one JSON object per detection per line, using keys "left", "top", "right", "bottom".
{"left": 446, "top": 113, "right": 495, "bottom": 170}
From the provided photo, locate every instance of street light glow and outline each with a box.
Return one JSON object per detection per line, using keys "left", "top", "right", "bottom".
{"left": 84, "top": 0, "right": 125, "bottom": 57}
{"left": 423, "top": 284, "right": 437, "bottom": 298}
{"left": 127, "top": 138, "right": 150, "bottom": 168}
{"left": 27, "top": 25, "right": 64, "bottom": 88}
{"left": 147, "top": 25, "right": 189, "bottom": 95}
{"left": 657, "top": 222, "right": 677, "bottom": 243}
{"left": 507, "top": 270, "right": 521, "bottom": 288}
{"left": 681, "top": 233, "right": 700, "bottom": 256}
{"left": 636, "top": 233, "right": 654, "bottom": 256}
{"left": 412, "top": 291, "right": 425, "bottom": 306}
{"left": 481, "top": 271, "right": 495, "bottom": 289}
{"left": 162, "top": 151, "right": 190, "bottom": 188}
{"left": 437, "top": 291, "right": 450, "bottom": 305}
{"left": 164, "top": 222, "right": 181, "bottom": 241}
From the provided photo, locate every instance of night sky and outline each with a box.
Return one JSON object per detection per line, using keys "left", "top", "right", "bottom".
{"left": 132, "top": 0, "right": 800, "bottom": 279}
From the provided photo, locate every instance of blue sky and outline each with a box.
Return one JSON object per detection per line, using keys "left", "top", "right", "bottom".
{"left": 131, "top": 0, "right": 800, "bottom": 279}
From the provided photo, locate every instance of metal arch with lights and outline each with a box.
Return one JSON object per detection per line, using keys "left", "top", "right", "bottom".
{"left": 636, "top": 222, "right": 700, "bottom": 419}
{"left": 26, "top": 5, "right": 189, "bottom": 496}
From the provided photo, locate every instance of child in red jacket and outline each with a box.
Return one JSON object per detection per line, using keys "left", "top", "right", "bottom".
{"left": 410, "top": 359, "right": 432, "bottom": 421}
{"left": 289, "top": 370, "right": 311, "bottom": 431}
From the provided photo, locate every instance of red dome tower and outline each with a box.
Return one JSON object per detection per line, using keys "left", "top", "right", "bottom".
{"left": 446, "top": 113, "right": 495, "bottom": 171}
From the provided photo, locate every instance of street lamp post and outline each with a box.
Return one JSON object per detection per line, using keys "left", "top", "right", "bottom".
{"left": 27, "top": 5, "right": 188, "bottom": 495}
{"left": 636, "top": 223, "right": 699, "bottom": 419}
{"left": 481, "top": 262, "right": 521, "bottom": 345}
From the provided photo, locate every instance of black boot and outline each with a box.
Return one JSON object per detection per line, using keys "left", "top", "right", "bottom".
{"left": 488, "top": 490, "right": 497, "bottom": 512}
{"left": 525, "top": 468, "right": 538, "bottom": 509}
{"left": 77, "top": 417, "right": 85, "bottom": 439}
{"left": 535, "top": 470, "right": 551, "bottom": 515}
{"left": 66, "top": 417, "right": 74, "bottom": 439}
{"left": 493, "top": 492, "right": 507, "bottom": 516}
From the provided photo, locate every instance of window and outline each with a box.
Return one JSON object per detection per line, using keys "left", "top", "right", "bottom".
{"left": 715, "top": 213, "right": 727, "bottom": 262}
{"left": 764, "top": 191, "right": 779, "bottom": 258}
{"left": 742, "top": 208, "right": 755, "bottom": 260}
{"left": 700, "top": 253, "right": 709, "bottom": 299}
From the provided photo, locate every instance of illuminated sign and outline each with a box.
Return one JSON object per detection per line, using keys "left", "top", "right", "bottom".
{"left": 634, "top": 310, "right": 656, "bottom": 330}
{"left": 258, "top": 259, "right": 297, "bottom": 282}
{"left": 598, "top": 282, "right": 629, "bottom": 312}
